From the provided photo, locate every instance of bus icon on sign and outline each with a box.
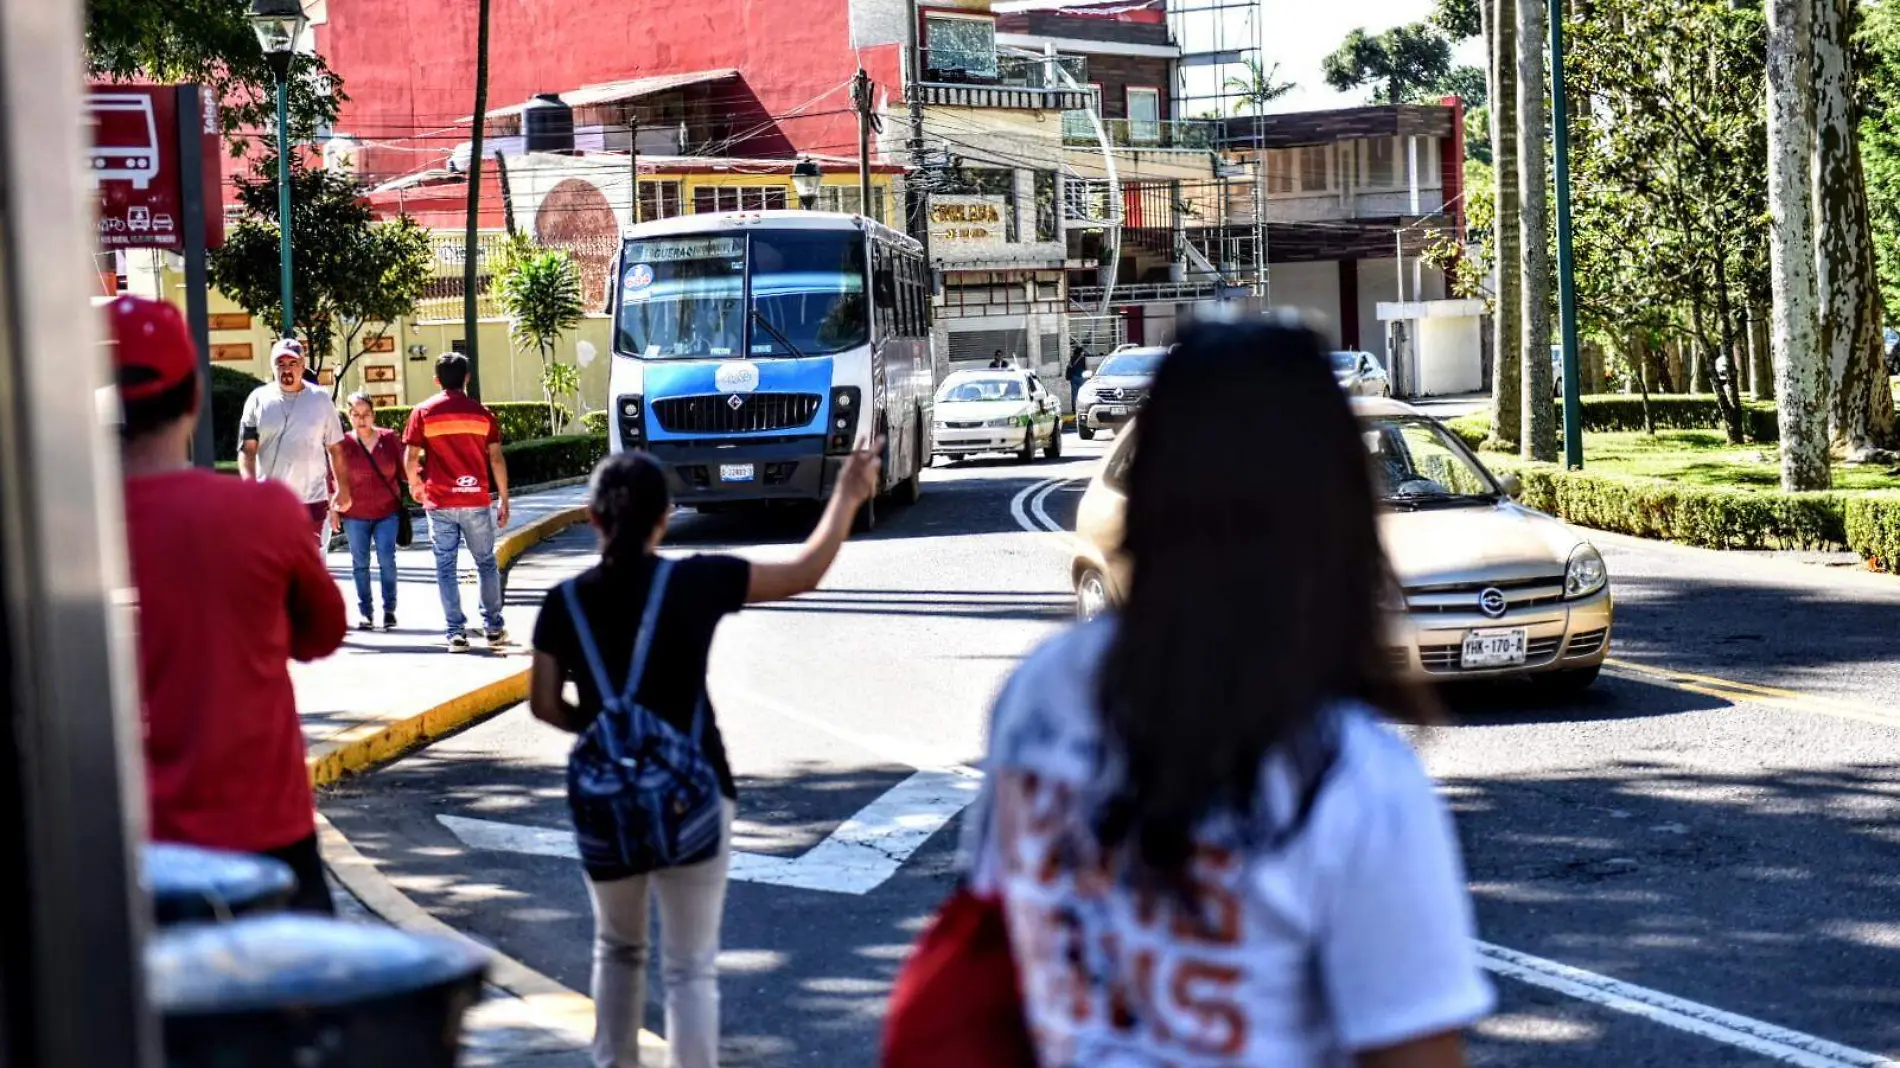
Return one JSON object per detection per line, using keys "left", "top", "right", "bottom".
{"left": 86, "top": 93, "right": 160, "bottom": 190}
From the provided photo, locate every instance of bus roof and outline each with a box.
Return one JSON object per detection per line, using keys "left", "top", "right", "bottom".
{"left": 622, "top": 209, "right": 922, "bottom": 254}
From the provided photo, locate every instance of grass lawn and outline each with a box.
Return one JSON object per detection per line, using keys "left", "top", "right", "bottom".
{"left": 1483, "top": 429, "right": 1900, "bottom": 492}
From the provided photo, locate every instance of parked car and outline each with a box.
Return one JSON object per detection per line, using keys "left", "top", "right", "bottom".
{"left": 1076, "top": 346, "right": 1166, "bottom": 440}
{"left": 931, "top": 368, "right": 1062, "bottom": 464}
{"left": 1071, "top": 398, "right": 1614, "bottom": 691}
{"left": 1332, "top": 350, "right": 1391, "bottom": 397}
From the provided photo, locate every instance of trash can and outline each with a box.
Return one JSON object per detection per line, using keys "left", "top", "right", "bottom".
{"left": 148, "top": 914, "right": 490, "bottom": 1068}
{"left": 144, "top": 842, "right": 296, "bottom": 926}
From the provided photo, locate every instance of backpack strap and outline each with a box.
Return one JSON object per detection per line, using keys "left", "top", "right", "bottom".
{"left": 560, "top": 580, "right": 621, "bottom": 715}
{"left": 619, "top": 558, "right": 674, "bottom": 709}
{"left": 559, "top": 557, "right": 673, "bottom": 717}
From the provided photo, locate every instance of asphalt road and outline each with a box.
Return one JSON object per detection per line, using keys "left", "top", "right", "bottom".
{"left": 323, "top": 430, "right": 1900, "bottom": 1067}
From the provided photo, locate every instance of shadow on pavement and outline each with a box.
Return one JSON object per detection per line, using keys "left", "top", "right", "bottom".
{"left": 1438, "top": 673, "right": 1729, "bottom": 727}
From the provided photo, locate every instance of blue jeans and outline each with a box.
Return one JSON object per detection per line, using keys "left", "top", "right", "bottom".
{"left": 428, "top": 507, "right": 503, "bottom": 637}
{"left": 342, "top": 514, "right": 399, "bottom": 619}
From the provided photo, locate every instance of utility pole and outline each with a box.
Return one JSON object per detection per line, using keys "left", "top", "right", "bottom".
{"left": 462, "top": 0, "right": 492, "bottom": 398}
{"left": 1550, "top": 0, "right": 1583, "bottom": 469}
{"left": 854, "top": 67, "right": 875, "bottom": 221}
{"left": 628, "top": 117, "right": 641, "bottom": 225}
{"left": 906, "top": 17, "right": 930, "bottom": 256}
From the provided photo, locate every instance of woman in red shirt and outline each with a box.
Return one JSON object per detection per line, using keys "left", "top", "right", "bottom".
{"left": 336, "top": 392, "right": 407, "bottom": 630}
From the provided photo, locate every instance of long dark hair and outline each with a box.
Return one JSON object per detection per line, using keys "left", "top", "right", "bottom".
{"left": 588, "top": 452, "right": 670, "bottom": 564}
{"left": 1094, "top": 319, "right": 1430, "bottom": 879}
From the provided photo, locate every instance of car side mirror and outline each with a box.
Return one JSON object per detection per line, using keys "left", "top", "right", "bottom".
{"left": 1082, "top": 370, "right": 1094, "bottom": 380}
{"left": 1498, "top": 473, "right": 1523, "bottom": 499}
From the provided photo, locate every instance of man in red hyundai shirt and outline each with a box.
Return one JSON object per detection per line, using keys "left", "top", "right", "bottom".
{"left": 403, "top": 352, "right": 512, "bottom": 652}
{"left": 109, "top": 295, "right": 347, "bottom": 912}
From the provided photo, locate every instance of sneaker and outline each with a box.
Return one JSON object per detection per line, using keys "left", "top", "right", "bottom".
{"left": 447, "top": 633, "right": 471, "bottom": 653}
{"left": 382, "top": 612, "right": 397, "bottom": 631}
{"left": 357, "top": 617, "right": 375, "bottom": 632}
{"left": 484, "top": 627, "right": 510, "bottom": 647}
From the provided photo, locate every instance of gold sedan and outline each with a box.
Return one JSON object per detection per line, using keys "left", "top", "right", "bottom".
{"left": 1071, "top": 399, "right": 1614, "bottom": 691}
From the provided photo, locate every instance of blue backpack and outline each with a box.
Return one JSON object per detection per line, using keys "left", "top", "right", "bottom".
{"left": 562, "top": 559, "right": 724, "bottom": 878}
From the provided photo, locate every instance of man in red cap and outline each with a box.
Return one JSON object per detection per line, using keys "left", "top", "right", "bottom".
{"left": 111, "top": 295, "right": 347, "bottom": 912}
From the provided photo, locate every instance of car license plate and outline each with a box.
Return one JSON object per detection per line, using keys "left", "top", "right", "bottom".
{"left": 719, "top": 463, "right": 755, "bottom": 483}
{"left": 1108, "top": 405, "right": 1127, "bottom": 415}
{"left": 1461, "top": 628, "right": 1528, "bottom": 669}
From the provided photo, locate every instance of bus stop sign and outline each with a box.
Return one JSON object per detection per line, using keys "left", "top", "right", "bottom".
{"left": 87, "top": 85, "right": 223, "bottom": 251}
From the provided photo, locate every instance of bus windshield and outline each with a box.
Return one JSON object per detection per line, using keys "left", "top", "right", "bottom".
{"left": 615, "top": 229, "right": 868, "bottom": 360}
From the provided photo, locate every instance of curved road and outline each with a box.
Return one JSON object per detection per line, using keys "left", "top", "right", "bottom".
{"left": 322, "top": 432, "right": 1900, "bottom": 1067}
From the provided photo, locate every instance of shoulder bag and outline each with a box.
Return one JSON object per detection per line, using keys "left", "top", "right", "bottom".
{"left": 561, "top": 559, "right": 725, "bottom": 877}
{"left": 354, "top": 432, "right": 413, "bottom": 548}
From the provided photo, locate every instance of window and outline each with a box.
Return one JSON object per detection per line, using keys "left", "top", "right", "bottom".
{"left": 817, "top": 185, "right": 888, "bottom": 224}
{"left": 924, "top": 14, "right": 997, "bottom": 81}
{"left": 1126, "top": 87, "right": 1160, "bottom": 145}
{"left": 1266, "top": 149, "right": 1294, "bottom": 195}
{"left": 1063, "top": 83, "right": 1104, "bottom": 142}
{"left": 1298, "top": 145, "right": 1330, "bottom": 192}
{"left": 638, "top": 180, "right": 683, "bottom": 221}
{"left": 1033, "top": 171, "right": 1058, "bottom": 242}
{"left": 691, "top": 186, "right": 788, "bottom": 214}
{"left": 1364, "top": 137, "right": 1397, "bottom": 188}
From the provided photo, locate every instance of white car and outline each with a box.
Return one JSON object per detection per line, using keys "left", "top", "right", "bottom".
{"left": 931, "top": 369, "right": 1063, "bottom": 463}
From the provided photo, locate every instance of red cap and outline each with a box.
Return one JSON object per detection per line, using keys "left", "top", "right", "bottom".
{"left": 107, "top": 296, "right": 197, "bottom": 402}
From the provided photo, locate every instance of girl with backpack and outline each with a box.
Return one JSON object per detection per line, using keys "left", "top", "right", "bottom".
{"left": 529, "top": 441, "right": 881, "bottom": 1068}
{"left": 887, "top": 321, "right": 1491, "bottom": 1068}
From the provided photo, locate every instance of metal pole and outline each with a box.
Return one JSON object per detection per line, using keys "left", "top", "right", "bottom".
{"left": 855, "top": 68, "right": 874, "bottom": 221}
{"left": 177, "top": 85, "right": 215, "bottom": 468}
{"left": 1551, "top": 0, "right": 1583, "bottom": 469}
{"left": 628, "top": 119, "right": 640, "bottom": 224}
{"left": 275, "top": 76, "right": 293, "bottom": 336}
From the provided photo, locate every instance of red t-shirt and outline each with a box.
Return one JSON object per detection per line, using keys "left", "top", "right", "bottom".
{"left": 338, "top": 427, "right": 404, "bottom": 520}
{"left": 124, "top": 469, "right": 347, "bottom": 852}
{"left": 402, "top": 390, "right": 500, "bottom": 510}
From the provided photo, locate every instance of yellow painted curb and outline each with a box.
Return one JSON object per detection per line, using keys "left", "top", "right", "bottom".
{"left": 496, "top": 504, "right": 591, "bottom": 572}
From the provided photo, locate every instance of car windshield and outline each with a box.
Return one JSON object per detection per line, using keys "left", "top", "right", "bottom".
{"left": 1332, "top": 352, "right": 1362, "bottom": 373}
{"left": 1361, "top": 414, "right": 1501, "bottom": 507}
{"left": 614, "top": 229, "right": 867, "bottom": 360}
{"left": 1098, "top": 352, "right": 1163, "bottom": 378}
{"left": 937, "top": 375, "right": 1026, "bottom": 402}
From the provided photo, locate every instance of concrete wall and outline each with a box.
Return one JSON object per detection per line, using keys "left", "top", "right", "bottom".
{"left": 1357, "top": 256, "right": 1443, "bottom": 363}
{"left": 1269, "top": 261, "right": 1343, "bottom": 347}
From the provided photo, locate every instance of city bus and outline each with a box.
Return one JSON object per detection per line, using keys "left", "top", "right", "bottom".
{"left": 607, "top": 211, "right": 934, "bottom": 527}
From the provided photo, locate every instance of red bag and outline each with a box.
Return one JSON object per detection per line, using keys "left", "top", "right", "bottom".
{"left": 880, "top": 885, "right": 1038, "bottom": 1068}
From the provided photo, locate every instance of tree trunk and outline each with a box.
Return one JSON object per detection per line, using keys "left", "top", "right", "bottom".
{"left": 1711, "top": 254, "right": 1746, "bottom": 443}
{"left": 1633, "top": 330, "right": 1655, "bottom": 434}
{"left": 1751, "top": 308, "right": 1775, "bottom": 400}
{"left": 1740, "top": 308, "right": 1755, "bottom": 396}
{"left": 1768, "top": 0, "right": 1830, "bottom": 489}
{"left": 1517, "top": 0, "right": 1556, "bottom": 461}
{"left": 1491, "top": 0, "right": 1523, "bottom": 450}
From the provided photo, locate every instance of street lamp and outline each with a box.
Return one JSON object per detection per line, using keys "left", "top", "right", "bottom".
{"left": 791, "top": 157, "right": 823, "bottom": 211}
{"left": 249, "top": 0, "right": 307, "bottom": 337}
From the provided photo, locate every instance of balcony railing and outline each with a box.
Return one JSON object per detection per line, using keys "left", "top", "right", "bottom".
{"left": 914, "top": 50, "right": 1091, "bottom": 110}
{"left": 1061, "top": 114, "right": 1218, "bottom": 151}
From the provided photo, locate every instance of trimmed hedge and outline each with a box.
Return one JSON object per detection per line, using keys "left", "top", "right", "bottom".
{"left": 373, "top": 400, "right": 570, "bottom": 442}
{"left": 1450, "top": 395, "right": 1779, "bottom": 445}
{"left": 210, "top": 366, "right": 265, "bottom": 461}
{"left": 1845, "top": 495, "right": 1900, "bottom": 571}
{"left": 1486, "top": 455, "right": 1850, "bottom": 552}
{"left": 580, "top": 409, "right": 609, "bottom": 436}
{"left": 502, "top": 433, "right": 608, "bottom": 487}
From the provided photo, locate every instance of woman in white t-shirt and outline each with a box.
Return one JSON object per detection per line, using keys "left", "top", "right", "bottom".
{"left": 966, "top": 320, "right": 1494, "bottom": 1068}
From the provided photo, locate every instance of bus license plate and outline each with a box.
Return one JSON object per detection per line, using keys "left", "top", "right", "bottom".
{"left": 1461, "top": 628, "right": 1528, "bottom": 669}
{"left": 719, "top": 463, "right": 755, "bottom": 483}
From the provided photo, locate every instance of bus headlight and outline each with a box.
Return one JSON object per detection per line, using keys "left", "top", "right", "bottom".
{"left": 828, "top": 387, "right": 862, "bottom": 453}
{"left": 616, "top": 394, "right": 645, "bottom": 448}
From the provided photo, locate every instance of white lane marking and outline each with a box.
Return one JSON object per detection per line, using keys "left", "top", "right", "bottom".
{"left": 1476, "top": 942, "right": 1898, "bottom": 1068}
{"left": 1029, "top": 477, "right": 1068, "bottom": 533}
{"left": 1009, "top": 476, "right": 1065, "bottom": 536}
{"left": 437, "top": 767, "right": 979, "bottom": 896}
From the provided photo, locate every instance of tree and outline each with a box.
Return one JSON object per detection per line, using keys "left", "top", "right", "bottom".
{"left": 209, "top": 159, "right": 431, "bottom": 380}
{"left": 1322, "top": 24, "right": 1455, "bottom": 105}
{"left": 1767, "top": 0, "right": 1831, "bottom": 489}
{"left": 1224, "top": 57, "right": 1298, "bottom": 114}
{"left": 1517, "top": 0, "right": 1555, "bottom": 461}
{"left": 1437, "top": 65, "right": 1490, "bottom": 107}
{"left": 1433, "top": 0, "right": 1485, "bottom": 41}
{"left": 85, "top": 0, "right": 341, "bottom": 147}
{"left": 495, "top": 247, "right": 585, "bottom": 434}
{"left": 1491, "top": 0, "right": 1523, "bottom": 450}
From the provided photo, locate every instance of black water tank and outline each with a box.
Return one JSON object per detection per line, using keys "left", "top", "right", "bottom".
{"left": 521, "top": 93, "right": 574, "bottom": 154}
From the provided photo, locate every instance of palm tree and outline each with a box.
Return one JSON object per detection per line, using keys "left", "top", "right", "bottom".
{"left": 496, "top": 247, "right": 585, "bottom": 434}
{"left": 1766, "top": 0, "right": 1829, "bottom": 488}
{"left": 1516, "top": 0, "right": 1554, "bottom": 461}
{"left": 1225, "top": 57, "right": 1297, "bottom": 115}
{"left": 461, "top": 0, "right": 492, "bottom": 397}
{"left": 1490, "top": 0, "right": 1522, "bottom": 450}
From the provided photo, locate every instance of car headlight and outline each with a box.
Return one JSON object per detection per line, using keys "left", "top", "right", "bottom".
{"left": 1565, "top": 544, "right": 1607, "bottom": 599}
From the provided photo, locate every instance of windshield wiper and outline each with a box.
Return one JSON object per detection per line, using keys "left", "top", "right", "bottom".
{"left": 750, "top": 307, "right": 807, "bottom": 360}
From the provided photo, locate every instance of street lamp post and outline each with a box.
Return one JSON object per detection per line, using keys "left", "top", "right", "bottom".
{"left": 1550, "top": 0, "right": 1583, "bottom": 469}
{"left": 249, "top": 0, "right": 308, "bottom": 338}
{"left": 792, "top": 157, "right": 823, "bottom": 211}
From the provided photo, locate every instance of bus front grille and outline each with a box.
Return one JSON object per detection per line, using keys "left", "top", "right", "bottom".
{"left": 651, "top": 393, "right": 823, "bottom": 435}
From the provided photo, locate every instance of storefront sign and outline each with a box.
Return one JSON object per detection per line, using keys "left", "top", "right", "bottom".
{"left": 87, "top": 84, "right": 223, "bottom": 251}
{"left": 929, "top": 196, "right": 1010, "bottom": 250}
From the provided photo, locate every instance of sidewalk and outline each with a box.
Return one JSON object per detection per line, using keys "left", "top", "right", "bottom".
{"left": 295, "top": 484, "right": 619, "bottom": 1065}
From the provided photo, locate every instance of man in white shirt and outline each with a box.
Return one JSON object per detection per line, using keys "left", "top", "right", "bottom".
{"left": 238, "top": 339, "right": 351, "bottom": 546}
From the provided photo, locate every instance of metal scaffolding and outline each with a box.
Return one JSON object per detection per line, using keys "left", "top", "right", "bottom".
{"left": 1169, "top": 0, "right": 1267, "bottom": 299}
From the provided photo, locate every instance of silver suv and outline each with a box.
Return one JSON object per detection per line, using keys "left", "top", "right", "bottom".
{"left": 1076, "top": 347, "right": 1166, "bottom": 440}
